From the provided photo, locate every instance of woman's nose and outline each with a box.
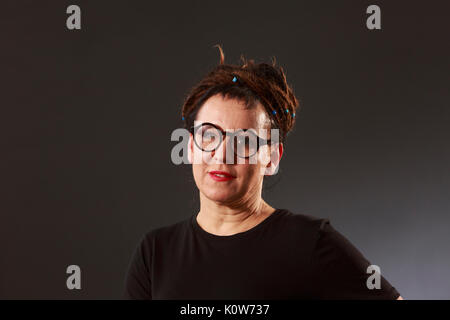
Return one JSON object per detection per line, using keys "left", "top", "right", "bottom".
{"left": 211, "top": 136, "right": 234, "bottom": 163}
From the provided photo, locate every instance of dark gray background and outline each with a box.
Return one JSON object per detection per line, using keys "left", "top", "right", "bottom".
{"left": 1, "top": 0, "right": 449, "bottom": 299}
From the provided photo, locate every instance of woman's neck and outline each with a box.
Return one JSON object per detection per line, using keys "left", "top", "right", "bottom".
{"left": 196, "top": 195, "right": 276, "bottom": 236}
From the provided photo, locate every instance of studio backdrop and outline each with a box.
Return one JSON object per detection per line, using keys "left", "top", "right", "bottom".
{"left": 1, "top": 0, "right": 449, "bottom": 299}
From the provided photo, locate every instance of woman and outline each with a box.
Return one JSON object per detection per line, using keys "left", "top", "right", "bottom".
{"left": 124, "top": 45, "right": 403, "bottom": 300}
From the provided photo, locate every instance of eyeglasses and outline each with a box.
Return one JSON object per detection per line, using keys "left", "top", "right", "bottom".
{"left": 190, "top": 122, "right": 272, "bottom": 159}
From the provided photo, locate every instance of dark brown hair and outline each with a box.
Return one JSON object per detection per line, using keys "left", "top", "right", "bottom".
{"left": 181, "top": 44, "right": 300, "bottom": 144}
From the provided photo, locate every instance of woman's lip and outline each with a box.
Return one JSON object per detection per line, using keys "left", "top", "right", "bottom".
{"left": 209, "top": 171, "right": 235, "bottom": 178}
{"left": 208, "top": 172, "right": 236, "bottom": 181}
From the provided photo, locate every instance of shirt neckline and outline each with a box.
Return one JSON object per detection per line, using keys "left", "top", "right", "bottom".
{"left": 191, "top": 208, "right": 285, "bottom": 242}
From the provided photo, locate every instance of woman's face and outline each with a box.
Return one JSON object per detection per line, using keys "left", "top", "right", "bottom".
{"left": 188, "top": 94, "right": 283, "bottom": 205}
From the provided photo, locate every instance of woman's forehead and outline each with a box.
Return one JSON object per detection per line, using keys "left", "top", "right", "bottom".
{"left": 195, "top": 95, "right": 271, "bottom": 130}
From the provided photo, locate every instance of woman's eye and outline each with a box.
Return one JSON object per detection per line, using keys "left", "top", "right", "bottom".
{"left": 204, "top": 133, "right": 216, "bottom": 140}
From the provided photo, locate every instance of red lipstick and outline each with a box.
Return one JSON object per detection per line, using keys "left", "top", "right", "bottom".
{"left": 208, "top": 170, "right": 236, "bottom": 182}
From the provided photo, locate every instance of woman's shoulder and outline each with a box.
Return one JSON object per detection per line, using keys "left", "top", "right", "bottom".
{"left": 278, "top": 208, "right": 330, "bottom": 233}
{"left": 267, "top": 209, "right": 332, "bottom": 250}
{"left": 139, "top": 215, "right": 193, "bottom": 243}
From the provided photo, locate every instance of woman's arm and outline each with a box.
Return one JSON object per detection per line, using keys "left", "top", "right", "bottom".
{"left": 310, "top": 219, "right": 403, "bottom": 300}
{"left": 123, "top": 233, "right": 153, "bottom": 300}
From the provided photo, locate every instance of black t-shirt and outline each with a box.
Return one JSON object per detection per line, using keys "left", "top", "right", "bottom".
{"left": 123, "top": 208, "right": 401, "bottom": 299}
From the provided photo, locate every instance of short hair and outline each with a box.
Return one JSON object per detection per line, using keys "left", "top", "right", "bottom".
{"left": 181, "top": 45, "right": 300, "bottom": 145}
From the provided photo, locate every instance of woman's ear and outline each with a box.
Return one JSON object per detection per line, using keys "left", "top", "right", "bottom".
{"left": 260, "top": 142, "right": 283, "bottom": 176}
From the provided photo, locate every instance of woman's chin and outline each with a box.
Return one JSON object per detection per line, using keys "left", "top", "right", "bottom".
{"left": 202, "top": 189, "right": 238, "bottom": 203}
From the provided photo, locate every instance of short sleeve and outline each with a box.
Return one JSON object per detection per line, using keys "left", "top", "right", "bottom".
{"left": 310, "top": 219, "right": 401, "bottom": 300}
{"left": 123, "top": 233, "right": 153, "bottom": 300}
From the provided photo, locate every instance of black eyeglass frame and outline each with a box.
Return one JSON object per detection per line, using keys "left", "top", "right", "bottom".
{"left": 189, "top": 122, "right": 273, "bottom": 159}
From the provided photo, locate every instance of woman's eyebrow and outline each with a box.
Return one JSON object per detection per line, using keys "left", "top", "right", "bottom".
{"left": 208, "top": 122, "right": 251, "bottom": 132}
{"left": 202, "top": 122, "right": 266, "bottom": 133}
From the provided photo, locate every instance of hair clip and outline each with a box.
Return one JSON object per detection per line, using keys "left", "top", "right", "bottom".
{"left": 285, "top": 109, "right": 289, "bottom": 113}
{"left": 232, "top": 76, "right": 237, "bottom": 83}
{"left": 292, "top": 112, "right": 296, "bottom": 118}
{"left": 272, "top": 110, "right": 277, "bottom": 115}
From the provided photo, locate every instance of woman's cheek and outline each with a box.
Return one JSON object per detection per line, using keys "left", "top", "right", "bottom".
{"left": 240, "top": 165, "right": 256, "bottom": 184}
